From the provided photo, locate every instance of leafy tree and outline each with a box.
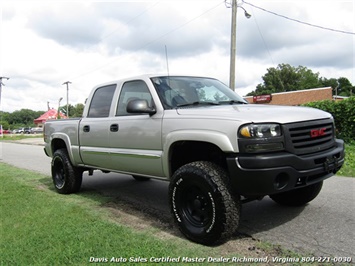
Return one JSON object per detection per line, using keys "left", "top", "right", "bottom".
{"left": 248, "top": 64, "right": 322, "bottom": 96}
{"left": 60, "top": 103, "right": 85, "bottom": 118}
{"left": 320, "top": 77, "right": 354, "bottom": 97}
{"left": 71, "top": 103, "right": 85, "bottom": 118}
{"left": 5, "top": 109, "right": 44, "bottom": 127}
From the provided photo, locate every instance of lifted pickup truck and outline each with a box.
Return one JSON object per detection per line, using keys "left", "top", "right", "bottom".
{"left": 44, "top": 74, "right": 344, "bottom": 245}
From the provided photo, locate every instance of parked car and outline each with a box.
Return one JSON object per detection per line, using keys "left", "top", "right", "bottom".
{"left": 32, "top": 127, "right": 43, "bottom": 134}
{"left": 13, "top": 128, "right": 24, "bottom": 134}
{"left": 0, "top": 129, "right": 11, "bottom": 134}
{"left": 24, "top": 127, "right": 33, "bottom": 134}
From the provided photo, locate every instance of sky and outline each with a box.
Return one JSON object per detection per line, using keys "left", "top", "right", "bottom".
{"left": 0, "top": 0, "right": 354, "bottom": 113}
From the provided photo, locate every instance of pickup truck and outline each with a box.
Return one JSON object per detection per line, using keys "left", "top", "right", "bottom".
{"left": 44, "top": 74, "right": 345, "bottom": 245}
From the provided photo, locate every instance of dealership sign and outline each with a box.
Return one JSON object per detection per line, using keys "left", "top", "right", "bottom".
{"left": 253, "top": 94, "right": 272, "bottom": 103}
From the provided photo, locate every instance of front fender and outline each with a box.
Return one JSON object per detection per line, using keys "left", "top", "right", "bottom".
{"left": 162, "top": 129, "right": 237, "bottom": 177}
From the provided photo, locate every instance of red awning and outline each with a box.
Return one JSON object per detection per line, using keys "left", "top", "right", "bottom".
{"left": 34, "top": 109, "right": 67, "bottom": 124}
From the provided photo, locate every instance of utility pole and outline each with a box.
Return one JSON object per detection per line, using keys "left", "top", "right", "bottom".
{"left": 228, "top": 0, "right": 251, "bottom": 91}
{"left": 0, "top": 76, "right": 10, "bottom": 106}
{"left": 229, "top": 0, "right": 237, "bottom": 91}
{"left": 62, "top": 81, "right": 71, "bottom": 117}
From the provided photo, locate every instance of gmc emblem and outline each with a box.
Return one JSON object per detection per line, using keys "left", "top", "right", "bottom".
{"left": 310, "top": 127, "right": 326, "bottom": 138}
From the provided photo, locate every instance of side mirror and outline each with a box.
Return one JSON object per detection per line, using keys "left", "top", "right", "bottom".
{"left": 127, "top": 99, "right": 156, "bottom": 115}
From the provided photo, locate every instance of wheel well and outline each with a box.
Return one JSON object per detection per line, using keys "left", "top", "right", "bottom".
{"left": 169, "top": 141, "right": 227, "bottom": 175}
{"left": 51, "top": 138, "right": 67, "bottom": 153}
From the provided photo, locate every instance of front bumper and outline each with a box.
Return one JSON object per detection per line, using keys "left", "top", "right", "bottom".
{"left": 227, "top": 139, "right": 345, "bottom": 196}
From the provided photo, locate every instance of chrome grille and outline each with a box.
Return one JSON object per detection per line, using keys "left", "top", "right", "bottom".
{"left": 284, "top": 119, "right": 335, "bottom": 155}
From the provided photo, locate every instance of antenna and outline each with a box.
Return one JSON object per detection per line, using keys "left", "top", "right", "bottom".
{"left": 165, "top": 45, "right": 170, "bottom": 78}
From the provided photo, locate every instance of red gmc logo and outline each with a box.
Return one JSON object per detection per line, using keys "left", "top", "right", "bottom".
{"left": 310, "top": 128, "right": 326, "bottom": 138}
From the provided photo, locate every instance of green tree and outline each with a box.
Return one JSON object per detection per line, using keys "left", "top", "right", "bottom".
{"left": 248, "top": 64, "right": 322, "bottom": 96}
{"left": 319, "top": 77, "right": 354, "bottom": 97}
{"left": 6, "top": 109, "right": 44, "bottom": 126}
{"left": 60, "top": 103, "right": 85, "bottom": 118}
{"left": 71, "top": 103, "right": 85, "bottom": 118}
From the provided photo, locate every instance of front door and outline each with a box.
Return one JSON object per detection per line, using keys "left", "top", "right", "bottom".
{"left": 107, "top": 80, "right": 164, "bottom": 177}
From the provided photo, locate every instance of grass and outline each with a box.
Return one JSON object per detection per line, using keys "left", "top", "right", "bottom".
{"left": 337, "top": 142, "right": 355, "bottom": 177}
{"left": 0, "top": 164, "right": 216, "bottom": 265}
{"left": 1, "top": 163, "right": 327, "bottom": 266}
{"left": 0, "top": 134, "right": 42, "bottom": 141}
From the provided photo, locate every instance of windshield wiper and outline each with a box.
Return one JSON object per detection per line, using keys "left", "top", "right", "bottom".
{"left": 219, "top": 100, "right": 248, "bottom": 105}
{"left": 177, "top": 101, "right": 220, "bottom": 108}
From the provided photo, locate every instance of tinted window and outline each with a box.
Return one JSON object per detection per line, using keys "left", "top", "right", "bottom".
{"left": 151, "top": 76, "right": 247, "bottom": 109}
{"left": 116, "top": 80, "right": 153, "bottom": 116}
{"left": 88, "top": 84, "right": 116, "bottom": 117}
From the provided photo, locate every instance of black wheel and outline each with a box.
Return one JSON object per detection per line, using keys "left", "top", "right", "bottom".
{"left": 132, "top": 175, "right": 151, "bottom": 181}
{"left": 51, "top": 148, "right": 83, "bottom": 194}
{"left": 270, "top": 181, "right": 323, "bottom": 206}
{"left": 169, "top": 161, "right": 240, "bottom": 245}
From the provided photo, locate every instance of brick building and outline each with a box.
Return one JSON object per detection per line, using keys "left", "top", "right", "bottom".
{"left": 244, "top": 87, "right": 333, "bottom": 106}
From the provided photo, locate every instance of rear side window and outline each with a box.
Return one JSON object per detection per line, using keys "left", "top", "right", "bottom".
{"left": 88, "top": 84, "right": 116, "bottom": 117}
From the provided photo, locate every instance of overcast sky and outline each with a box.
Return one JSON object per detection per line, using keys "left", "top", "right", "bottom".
{"left": 0, "top": 0, "right": 354, "bottom": 113}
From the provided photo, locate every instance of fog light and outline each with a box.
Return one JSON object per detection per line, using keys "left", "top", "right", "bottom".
{"left": 274, "top": 173, "right": 289, "bottom": 190}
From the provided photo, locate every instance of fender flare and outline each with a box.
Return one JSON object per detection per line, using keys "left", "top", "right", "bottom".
{"left": 162, "top": 130, "right": 237, "bottom": 177}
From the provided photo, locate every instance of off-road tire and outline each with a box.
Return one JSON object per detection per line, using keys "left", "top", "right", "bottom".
{"left": 169, "top": 161, "right": 240, "bottom": 245}
{"left": 270, "top": 181, "right": 323, "bottom": 206}
{"left": 51, "top": 148, "right": 83, "bottom": 194}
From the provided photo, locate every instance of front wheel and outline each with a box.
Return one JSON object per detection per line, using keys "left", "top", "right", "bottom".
{"left": 169, "top": 161, "right": 240, "bottom": 245}
{"left": 270, "top": 181, "right": 323, "bottom": 206}
{"left": 51, "top": 149, "right": 83, "bottom": 194}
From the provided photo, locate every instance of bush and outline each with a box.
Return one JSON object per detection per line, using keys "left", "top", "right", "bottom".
{"left": 303, "top": 97, "right": 355, "bottom": 143}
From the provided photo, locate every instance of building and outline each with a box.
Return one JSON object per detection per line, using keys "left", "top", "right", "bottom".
{"left": 33, "top": 109, "right": 67, "bottom": 127}
{"left": 244, "top": 87, "right": 334, "bottom": 106}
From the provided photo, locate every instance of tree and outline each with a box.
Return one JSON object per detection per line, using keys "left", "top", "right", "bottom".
{"left": 248, "top": 64, "right": 322, "bottom": 96}
{"left": 71, "top": 103, "right": 85, "bottom": 118}
{"left": 320, "top": 77, "right": 353, "bottom": 97}
{"left": 60, "top": 103, "right": 85, "bottom": 118}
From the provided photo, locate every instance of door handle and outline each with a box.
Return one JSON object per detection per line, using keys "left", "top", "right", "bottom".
{"left": 110, "top": 124, "right": 119, "bottom": 132}
{"left": 83, "top": 125, "right": 90, "bottom": 132}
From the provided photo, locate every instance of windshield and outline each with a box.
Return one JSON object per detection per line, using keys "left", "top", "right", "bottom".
{"left": 151, "top": 76, "right": 247, "bottom": 109}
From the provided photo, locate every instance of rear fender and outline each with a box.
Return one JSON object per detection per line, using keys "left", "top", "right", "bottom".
{"left": 50, "top": 133, "right": 81, "bottom": 166}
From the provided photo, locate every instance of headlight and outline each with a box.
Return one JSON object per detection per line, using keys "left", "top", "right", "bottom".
{"left": 239, "top": 124, "right": 281, "bottom": 138}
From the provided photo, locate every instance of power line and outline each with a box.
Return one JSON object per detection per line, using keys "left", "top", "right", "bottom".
{"left": 243, "top": 0, "right": 355, "bottom": 35}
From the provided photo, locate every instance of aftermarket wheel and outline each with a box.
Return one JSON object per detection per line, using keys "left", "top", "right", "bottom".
{"left": 169, "top": 161, "right": 240, "bottom": 245}
{"left": 270, "top": 181, "right": 323, "bottom": 206}
{"left": 51, "top": 148, "right": 83, "bottom": 194}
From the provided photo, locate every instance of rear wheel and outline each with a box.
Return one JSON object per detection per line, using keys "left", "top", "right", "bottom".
{"left": 169, "top": 161, "right": 240, "bottom": 245}
{"left": 51, "top": 149, "right": 83, "bottom": 194}
{"left": 270, "top": 181, "right": 323, "bottom": 206}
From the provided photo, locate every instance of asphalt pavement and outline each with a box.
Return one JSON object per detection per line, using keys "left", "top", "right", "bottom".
{"left": 1, "top": 138, "right": 354, "bottom": 260}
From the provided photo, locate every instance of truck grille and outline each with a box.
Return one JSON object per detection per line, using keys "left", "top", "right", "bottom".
{"left": 284, "top": 119, "right": 335, "bottom": 155}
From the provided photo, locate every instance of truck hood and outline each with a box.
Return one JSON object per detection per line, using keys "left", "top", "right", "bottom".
{"left": 176, "top": 104, "right": 332, "bottom": 124}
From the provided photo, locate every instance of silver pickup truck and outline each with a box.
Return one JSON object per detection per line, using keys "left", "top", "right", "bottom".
{"left": 44, "top": 74, "right": 344, "bottom": 245}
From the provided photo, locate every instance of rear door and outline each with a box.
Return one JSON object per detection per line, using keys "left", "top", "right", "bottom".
{"left": 79, "top": 84, "right": 117, "bottom": 169}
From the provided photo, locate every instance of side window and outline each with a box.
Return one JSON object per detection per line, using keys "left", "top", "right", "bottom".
{"left": 116, "top": 80, "right": 153, "bottom": 116}
{"left": 87, "top": 84, "right": 116, "bottom": 118}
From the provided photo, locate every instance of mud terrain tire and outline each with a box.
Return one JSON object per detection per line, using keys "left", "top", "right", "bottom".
{"left": 51, "top": 148, "right": 83, "bottom": 194}
{"left": 169, "top": 161, "right": 240, "bottom": 245}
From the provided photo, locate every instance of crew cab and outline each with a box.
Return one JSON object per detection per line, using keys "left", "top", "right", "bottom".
{"left": 44, "top": 75, "right": 344, "bottom": 245}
